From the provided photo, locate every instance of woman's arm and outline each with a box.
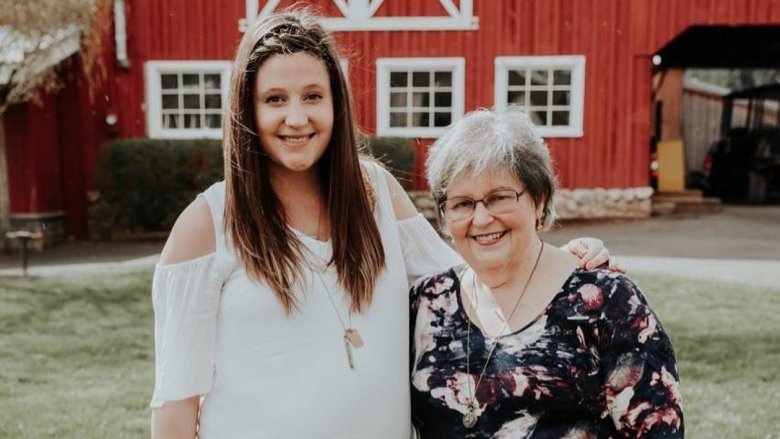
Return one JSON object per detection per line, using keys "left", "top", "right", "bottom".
{"left": 599, "top": 275, "right": 684, "bottom": 438}
{"left": 159, "top": 197, "right": 216, "bottom": 265}
{"left": 151, "top": 197, "right": 217, "bottom": 438}
{"left": 151, "top": 397, "right": 199, "bottom": 439}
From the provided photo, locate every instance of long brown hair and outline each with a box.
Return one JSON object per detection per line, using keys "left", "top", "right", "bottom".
{"left": 223, "top": 9, "right": 385, "bottom": 314}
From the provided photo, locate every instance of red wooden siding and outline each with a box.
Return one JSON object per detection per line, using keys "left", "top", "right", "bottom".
{"left": 104, "top": 0, "right": 780, "bottom": 189}
{"left": 7, "top": 0, "right": 780, "bottom": 238}
{"left": 4, "top": 93, "right": 63, "bottom": 213}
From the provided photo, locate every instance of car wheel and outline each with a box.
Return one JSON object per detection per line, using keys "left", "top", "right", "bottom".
{"left": 747, "top": 171, "right": 767, "bottom": 204}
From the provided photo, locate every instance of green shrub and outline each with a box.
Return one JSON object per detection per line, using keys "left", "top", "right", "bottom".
{"left": 94, "top": 138, "right": 223, "bottom": 232}
{"left": 361, "top": 136, "right": 417, "bottom": 188}
{"left": 93, "top": 135, "right": 416, "bottom": 233}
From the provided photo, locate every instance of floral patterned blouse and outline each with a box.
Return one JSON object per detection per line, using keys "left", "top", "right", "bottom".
{"left": 410, "top": 266, "right": 684, "bottom": 438}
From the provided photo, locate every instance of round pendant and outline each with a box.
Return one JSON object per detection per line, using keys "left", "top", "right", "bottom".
{"left": 462, "top": 410, "right": 478, "bottom": 429}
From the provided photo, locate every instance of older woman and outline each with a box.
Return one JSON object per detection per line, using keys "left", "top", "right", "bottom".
{"left": 410, "top": 109, "right": 684, "bottom": 438}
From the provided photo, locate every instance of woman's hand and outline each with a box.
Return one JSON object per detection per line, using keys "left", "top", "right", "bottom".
{"left": 151, "top": 396, "right": 199, "bottom": 439}
{"left": 564, "top": 237, "right": 626, "bottom": 272}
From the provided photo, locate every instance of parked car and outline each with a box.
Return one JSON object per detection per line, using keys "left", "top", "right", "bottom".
{"left": 697, "top": 84, "right": 780, "bottom": 203}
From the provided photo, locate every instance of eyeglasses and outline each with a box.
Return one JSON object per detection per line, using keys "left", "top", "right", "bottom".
{"left": 439, "top": 189, "right": 527, "bottom": 221}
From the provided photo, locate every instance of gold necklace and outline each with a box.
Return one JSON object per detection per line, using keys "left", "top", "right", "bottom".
{"left": 462, "top": 237, "right": 544, "bottom": 429}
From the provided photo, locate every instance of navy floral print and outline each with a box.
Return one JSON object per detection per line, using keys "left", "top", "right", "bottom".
{"left": 410, "top": 266, "right": 683, "bottom": 438}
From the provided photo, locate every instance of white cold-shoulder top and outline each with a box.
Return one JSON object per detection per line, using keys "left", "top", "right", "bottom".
{"left": 150, "top": 162, "right": 461, "bottom": 439}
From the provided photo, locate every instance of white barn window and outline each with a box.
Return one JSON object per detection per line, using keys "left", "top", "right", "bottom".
{"left": 145, "top": 61, "right": 231, "bottom": 139}
{"left": 494, "top": 56, "right": 586, "bottom": 137}
{"left": 376, "top": 57, "right": 465, "bottom": 138}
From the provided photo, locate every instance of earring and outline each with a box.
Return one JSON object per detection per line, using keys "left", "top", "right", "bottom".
{"left": 535, "top": 217, "right": 542, "bottom": 231}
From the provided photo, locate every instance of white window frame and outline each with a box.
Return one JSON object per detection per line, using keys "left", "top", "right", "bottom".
{"left": 494, "top": 55, "right": 586, "bottom": 138}
{"left": 145, "top": 60, "right": 231, "bottom": 139}
{"left": 376, "top": 57, "right": 465, "bottom": 138}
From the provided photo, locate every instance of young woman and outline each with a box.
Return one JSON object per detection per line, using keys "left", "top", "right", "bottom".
{"left": 411, "top": 109, "right": 683, "bottom": 438}
{"left": 150, "top": 9, "right": 615, "bottom": 439}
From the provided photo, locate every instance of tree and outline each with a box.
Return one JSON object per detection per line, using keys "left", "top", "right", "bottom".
{"left": 685, "top": 68, "right": 780, "bottom": 91}
{"left": 0, "top": 0, "right": 106, "bottom": 247}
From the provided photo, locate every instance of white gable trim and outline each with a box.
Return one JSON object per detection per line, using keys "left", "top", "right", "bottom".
{"left": 242, "top": 0, "right": 478, "bottom": 32}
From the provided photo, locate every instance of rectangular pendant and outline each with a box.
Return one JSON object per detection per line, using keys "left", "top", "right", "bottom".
{"left": 345, "top": 328, "right": 364, "bottom": 348}
{"left": 343, "top": 335, "right": 355, "bottom": 369}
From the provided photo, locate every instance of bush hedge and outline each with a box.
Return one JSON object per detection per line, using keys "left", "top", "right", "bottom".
{"left": 360, "top": 136, "right": 416, "bottom": 188}
{"left": 94, "top": 138, "right": 223, "bottom": 232}
{"left": 93, "top": 136, "right": 416, "bottom": 234}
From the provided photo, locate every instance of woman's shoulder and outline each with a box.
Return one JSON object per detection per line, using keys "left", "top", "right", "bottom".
{"left": 410, "top": 265, "right": 463, "bottom": 298}
{"left": 563, "top": 268, "right": 649, "bottom": 312}
{"left": 158, "top": 197, "right": 216, "bottom": 265}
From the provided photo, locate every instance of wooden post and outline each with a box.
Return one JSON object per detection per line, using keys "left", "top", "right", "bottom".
{"left": 655, "top": 68, "right": 686, "bottom": 192}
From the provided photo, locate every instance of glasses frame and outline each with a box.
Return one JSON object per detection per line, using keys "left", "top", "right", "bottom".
{"left": 439, "top": 188, "right": 527, "bottom": 221}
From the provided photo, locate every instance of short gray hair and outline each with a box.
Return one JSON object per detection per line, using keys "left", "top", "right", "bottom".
{"left": 426, "top": 108, "right": 557, "bottom": 230}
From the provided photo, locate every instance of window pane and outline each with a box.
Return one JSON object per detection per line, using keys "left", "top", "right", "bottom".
{"left": 205, "top": 114, "right": 222, "bottom": 128}
{"left": 552, "top": 111, "right": 570, "bottom": 126}
{"left": 161, "top": 74, "right": 178, "bottom": 89}
{"left": 412, "top": 92, "right": 429, "bottom": 107}
{"left": 204, "top": 74, "right": 221, "bottom": 90}
{"left": 552, "top": 90, "right": 570, "bottom": 106}
{"left": 183, "top": 94, "right": 201, "bottom": 109}
{"left": 530, "top": 90, "right": 548, "bottom": 106}
{"left": 434, "top": 92, "right": 451, "bottom": 107}
{"left": 508, "top": 70, "right": 525, "bottom": 86}
{"left": 390, "top": 112, "right": 407, "bottom": 127}
{"left": 390, "top": 72, "right": 407, "bottom": 87}
{"left": 162, "top": 113, "right": 179, "bottom": 128}
{"left": 530, "top": 70, "right": 548, "bottom": 86}
{"left": 412, "top": 71, "right": 429, "bottom": 87}
{"left": 507, "top": 91, "right": 527, "bottom": 106}
{"left": 434, "top": 71, "right": 452, "bottom": 87}
{"left": 390, "top": 92, "right": 407, "bottom": 107}
{"left": 184, "top": 114, "right": 201, "bottom": 128}
{"left": 531, "top": 110, "right": 547, "bottom": 125}
{"left": 411, "top": 112, "right": 429, "bottom": 127}
{"left": 205, "top": 94, "right": 221, "bottom": 109}
{"left": 162, "top": 94, "right": 179, "bottom": 109}
{"left": 553, "top": 70, "right": 571, "bottom": 85}
{"left": 434, "top": 112, "right": 451, "bottom": 127}
{"left": 182, "top": 74, "right": 200, "bottom": 90}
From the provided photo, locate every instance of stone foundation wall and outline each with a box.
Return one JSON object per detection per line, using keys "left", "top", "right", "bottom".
{"left": 555, "top": 187, "right": 654, "bottom": 219}
{"left": 408, "top": 187, "right": 654, "bottom": 223}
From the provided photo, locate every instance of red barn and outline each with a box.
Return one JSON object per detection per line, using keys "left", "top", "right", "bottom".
{"left": 4, "top": 0, "right": 780, "bottom": 242}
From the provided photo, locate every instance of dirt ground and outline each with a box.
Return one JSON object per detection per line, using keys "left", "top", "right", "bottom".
{"left": 543, "top": 205, "right": 780, "bottom": 260}
{"left": 0, "top": 205, "right": 778, "bottom": 271}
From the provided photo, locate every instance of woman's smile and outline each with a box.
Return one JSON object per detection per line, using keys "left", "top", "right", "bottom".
{"left": 471, "top": 230, "right": 507, "bottom": 246}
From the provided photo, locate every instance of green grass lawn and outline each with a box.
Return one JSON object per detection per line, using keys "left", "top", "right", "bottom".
{"left": 0, "top": 272, "right": 778, "bottom": 438}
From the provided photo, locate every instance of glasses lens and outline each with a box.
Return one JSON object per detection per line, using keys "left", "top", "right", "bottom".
{"left": 485, "top": 190, "right": 520, "bottom": 213}
{"left": 443, "top": 198, "right": 474, "bottom": 221}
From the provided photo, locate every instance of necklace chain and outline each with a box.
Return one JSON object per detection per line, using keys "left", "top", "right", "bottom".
{"left": 309, "top": 253, "right": 364, "bottom": 370}
{"left": 463, "top": 237, "right": 545, "bottom": 428}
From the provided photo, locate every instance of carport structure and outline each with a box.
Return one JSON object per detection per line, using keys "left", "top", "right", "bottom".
{"left": 652, "top": 23, "right": 780, "bottom": 197}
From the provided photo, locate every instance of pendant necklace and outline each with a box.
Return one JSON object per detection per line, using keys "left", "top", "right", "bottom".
{"left": 462, "top": 237, "right": 544, "bottom": 429}
{"left": 316, "top": 269, "right": 364, "bottom": 369}
{"left": 306, "top": 202, "right": 364, "bottom": 369}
